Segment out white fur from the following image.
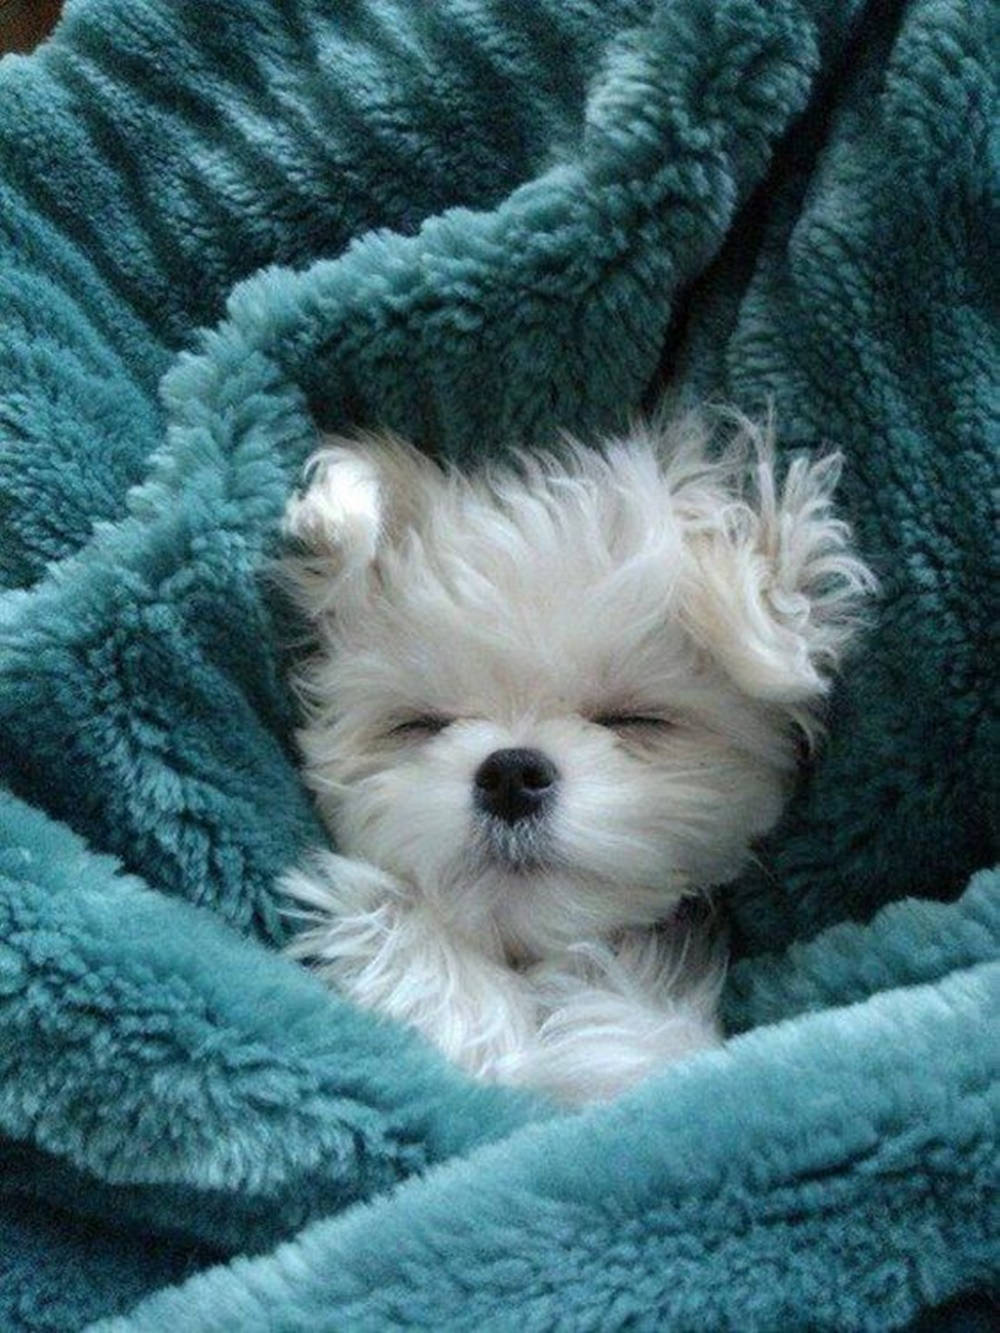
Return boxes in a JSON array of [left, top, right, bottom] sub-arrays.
[[279, 414, 875, 1103]]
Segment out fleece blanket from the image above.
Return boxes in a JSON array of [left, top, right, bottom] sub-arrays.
[[0, 0, 996, 1328]]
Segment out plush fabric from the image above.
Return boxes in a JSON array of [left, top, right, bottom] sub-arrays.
[[0, 0, 995, 1328]]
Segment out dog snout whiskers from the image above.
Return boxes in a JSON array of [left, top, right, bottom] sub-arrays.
[[479, 814, 552, 873], [474, 748, 559, 825]]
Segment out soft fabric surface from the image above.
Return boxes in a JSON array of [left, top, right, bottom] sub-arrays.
[[0, 0, 996, 1328]]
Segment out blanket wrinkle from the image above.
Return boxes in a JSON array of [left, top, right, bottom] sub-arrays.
[[0, 0, 995, 1328]]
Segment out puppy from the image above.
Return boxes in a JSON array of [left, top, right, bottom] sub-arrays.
[[279, 414, 874, 1103]]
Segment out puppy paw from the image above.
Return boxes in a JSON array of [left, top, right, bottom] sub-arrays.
[[282, 853, 537, 1078], [505, 930, 724, 1103], [281, 849, 409, 986], [525, 994, 721, 1103]]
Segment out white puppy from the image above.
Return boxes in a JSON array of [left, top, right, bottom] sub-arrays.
[[280, 415, 874, 1103]]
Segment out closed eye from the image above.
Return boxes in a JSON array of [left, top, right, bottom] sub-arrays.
[[591, 713, 675, 730], [389, 715, 452, 738]]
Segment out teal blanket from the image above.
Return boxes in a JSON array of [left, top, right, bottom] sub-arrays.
[[1, 1, 996, 1328]]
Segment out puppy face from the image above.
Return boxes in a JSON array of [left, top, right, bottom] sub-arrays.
[[283, 418, 872, 957]]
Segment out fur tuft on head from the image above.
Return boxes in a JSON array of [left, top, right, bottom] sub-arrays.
[[284, 414, 874, 737]]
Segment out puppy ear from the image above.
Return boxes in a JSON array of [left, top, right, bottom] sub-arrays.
[[281, 444, 384, 621], [676, 418, 876, 715], [281, 431, 445, 623]]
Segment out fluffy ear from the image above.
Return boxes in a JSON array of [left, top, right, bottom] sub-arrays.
[[675, 419, 876, 717], [281, 431, 439, 622], [281, 444, 384, 620]]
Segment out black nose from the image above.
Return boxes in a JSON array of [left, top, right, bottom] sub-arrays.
[[474, 748, 558, 825]]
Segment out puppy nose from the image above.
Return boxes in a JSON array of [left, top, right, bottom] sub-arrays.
[[474, 748, 558, 825]]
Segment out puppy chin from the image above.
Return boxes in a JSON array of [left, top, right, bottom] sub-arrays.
[[474, 814, 553, 875], [454, 824, 686, 961]]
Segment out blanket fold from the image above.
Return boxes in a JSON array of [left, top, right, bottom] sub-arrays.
[[0, 0, 996, 1328], [94, 958, 999, 1332]]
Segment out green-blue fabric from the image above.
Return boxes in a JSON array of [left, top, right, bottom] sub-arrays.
[[0, 0, 995, 1328]]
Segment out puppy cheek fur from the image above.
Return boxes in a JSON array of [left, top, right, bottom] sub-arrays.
[[329, 728, 495, 924], [548, 724, 790, 886]]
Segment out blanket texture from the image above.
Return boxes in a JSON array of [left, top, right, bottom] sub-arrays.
[[0, 0, 996, 1328]]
